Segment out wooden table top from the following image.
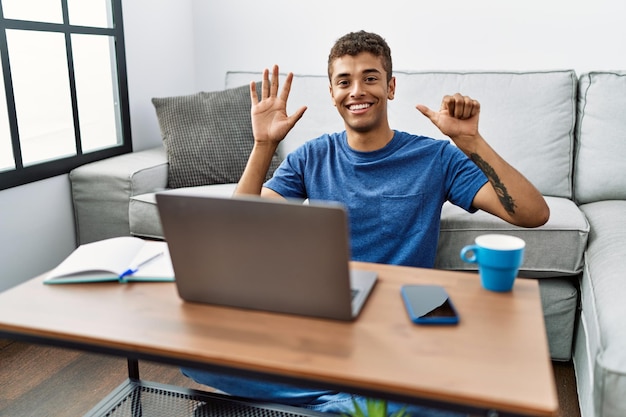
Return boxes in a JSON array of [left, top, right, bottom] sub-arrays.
[[0, 262, 558, 416]]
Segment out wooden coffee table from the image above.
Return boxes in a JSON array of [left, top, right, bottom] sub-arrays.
[[0, 262, 558, 417]]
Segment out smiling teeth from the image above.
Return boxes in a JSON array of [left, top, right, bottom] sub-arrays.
[[350, 103, 370, 110]]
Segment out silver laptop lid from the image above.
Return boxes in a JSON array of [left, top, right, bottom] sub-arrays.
[[156, 193, 376, 321]]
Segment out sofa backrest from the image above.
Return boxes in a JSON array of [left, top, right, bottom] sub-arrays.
[[574, 71, 626, 205], [226, 70, 577, 198]]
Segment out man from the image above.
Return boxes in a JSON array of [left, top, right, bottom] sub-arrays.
[[183, 31, 549, 415], [236, 31, 548, 266]]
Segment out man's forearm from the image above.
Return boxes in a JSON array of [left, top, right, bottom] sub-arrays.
[[470, 150, 518, 216], [234, 143, 279, 196], [461, 135, 550, 227]]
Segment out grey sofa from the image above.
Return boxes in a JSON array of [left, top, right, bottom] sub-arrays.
[[69, 70, 626, 417]]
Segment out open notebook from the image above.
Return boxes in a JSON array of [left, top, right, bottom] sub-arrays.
[[44, 237, 174, 284]]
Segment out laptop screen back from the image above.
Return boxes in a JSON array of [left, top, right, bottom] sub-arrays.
[[156, 194, 362, 320]]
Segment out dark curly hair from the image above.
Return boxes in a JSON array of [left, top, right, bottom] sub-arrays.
[[327, 31, 393, 83]]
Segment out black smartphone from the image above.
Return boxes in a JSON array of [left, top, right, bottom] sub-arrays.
[[400, 284, 459, 325]]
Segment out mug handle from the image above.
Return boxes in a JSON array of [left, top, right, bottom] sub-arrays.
[[460, 245, 478, 263]]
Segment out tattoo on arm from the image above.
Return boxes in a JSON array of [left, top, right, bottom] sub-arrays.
[[470, 153, 517, 215]]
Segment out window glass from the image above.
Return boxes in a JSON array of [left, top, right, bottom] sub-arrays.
[[2, 0, 63, 24], [67, 0, 113, 28], [0, 0, 128, 189], [6, 29, 76, 165], [72, 33, 121, 152]]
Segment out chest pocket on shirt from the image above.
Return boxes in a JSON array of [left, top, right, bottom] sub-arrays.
[[381, 193, 424, 239]]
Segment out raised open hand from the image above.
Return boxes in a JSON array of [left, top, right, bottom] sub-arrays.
[[250, 65, 307, 145]]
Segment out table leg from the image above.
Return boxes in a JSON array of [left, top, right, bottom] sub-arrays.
[[128, 358, 140, 380]]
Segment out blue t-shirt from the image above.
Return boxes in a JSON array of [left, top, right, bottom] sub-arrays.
[[265, 130, 488, 268]]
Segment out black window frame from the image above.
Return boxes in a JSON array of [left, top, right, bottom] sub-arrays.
[[0, 0, 131, 190]]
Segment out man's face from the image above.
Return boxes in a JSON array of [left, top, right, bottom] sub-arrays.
[[329, 52, 395, 134]]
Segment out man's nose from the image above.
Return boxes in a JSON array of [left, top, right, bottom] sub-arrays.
[[350, 81, 365, 97]]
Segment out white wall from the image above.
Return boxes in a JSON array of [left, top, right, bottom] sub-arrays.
[[193, 0, 626, 91], [0, 175, 75, 291], [1, 0, 625, 291], [123, 0, 196, 151]]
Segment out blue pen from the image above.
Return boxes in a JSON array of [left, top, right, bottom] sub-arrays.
[[119, 252, 164, 282]]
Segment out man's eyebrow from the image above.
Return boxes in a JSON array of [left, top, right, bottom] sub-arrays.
[[334, 72, 351, 80], [362, 68, 382, 75], [333, 68, 382, 81]]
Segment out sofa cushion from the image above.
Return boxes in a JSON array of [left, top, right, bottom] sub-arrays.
[[227, 70, 577, 198], [435, 196, 589, 278], [574, 201, 626, 417], [391, 71, 577, 199], [575, 71, 626, 204], [70, 146, 169, 244], [129, 184, 238, 239], [152, 84, 281, 189]]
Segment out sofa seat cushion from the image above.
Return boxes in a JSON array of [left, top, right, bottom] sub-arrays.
[[129, 184, 238, 239], [135, 188, 587, 279], [575, 200, 626, 417], [435, 196, 589, 278]]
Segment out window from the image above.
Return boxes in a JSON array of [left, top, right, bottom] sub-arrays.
[[0, 0, 130, 190]]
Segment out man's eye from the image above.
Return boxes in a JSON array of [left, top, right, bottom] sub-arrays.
[[365, 77, 377, 82], [337, 80, 349, 87]]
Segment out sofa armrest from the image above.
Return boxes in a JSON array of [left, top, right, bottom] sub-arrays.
[[70, 146, 168, 244]]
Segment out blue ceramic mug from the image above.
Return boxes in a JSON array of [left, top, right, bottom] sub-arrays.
[[460, 234, 525, 292]]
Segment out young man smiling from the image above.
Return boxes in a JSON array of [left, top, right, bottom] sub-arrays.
[[183, 31, 549, 416], [234, 31, 548, 269]]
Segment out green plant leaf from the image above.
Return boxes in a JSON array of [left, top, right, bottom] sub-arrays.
[[339, 398, 409, 417]]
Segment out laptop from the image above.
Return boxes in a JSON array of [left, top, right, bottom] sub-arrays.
[[156, 193, 377, 321]]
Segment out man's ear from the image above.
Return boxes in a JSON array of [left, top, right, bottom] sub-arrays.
[[329, 85, 337, 107], [387, 76, 396, 100]]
